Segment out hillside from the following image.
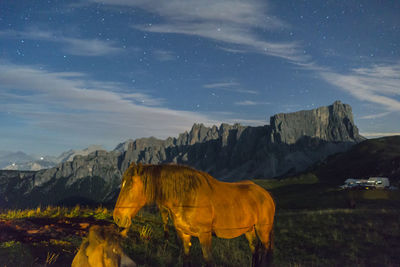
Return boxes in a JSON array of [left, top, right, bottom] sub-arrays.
[[315, 136, 400, 185]]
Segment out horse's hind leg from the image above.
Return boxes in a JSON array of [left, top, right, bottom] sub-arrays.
[[255, 224, 274, 267], [245, 227, 260, 267], [198, 232, 213, 267]]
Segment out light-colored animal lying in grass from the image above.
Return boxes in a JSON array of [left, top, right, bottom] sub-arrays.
[[72, 224, 136, 267]]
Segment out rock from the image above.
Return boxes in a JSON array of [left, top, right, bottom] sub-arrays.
[[113, 139, 134, 152], [270, 101, 364, 144], [56, 145, 105, 163]]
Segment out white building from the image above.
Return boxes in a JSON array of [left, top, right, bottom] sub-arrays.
[[341, 177, 390, 189], [367, 177, 390, 188], [342, 178, 360, 188]]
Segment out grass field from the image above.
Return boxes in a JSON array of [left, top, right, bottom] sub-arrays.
[[1, 174, 399, 266]]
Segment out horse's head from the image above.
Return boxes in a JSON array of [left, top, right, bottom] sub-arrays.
[[113, 164, 147, 228], [87, 225, 122, 267], [72, 225, 136, 267]]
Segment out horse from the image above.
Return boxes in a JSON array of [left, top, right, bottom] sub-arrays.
[[72, 224, 136, 267], [113, 163, 275, 267]]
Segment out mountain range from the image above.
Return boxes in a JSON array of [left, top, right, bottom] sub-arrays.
[[0, 145, 104, 171], [0, 101, 366, 208]]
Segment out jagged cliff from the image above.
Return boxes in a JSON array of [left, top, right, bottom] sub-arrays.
[[0, 101, 365, 208], [270, 101, 362, 144]]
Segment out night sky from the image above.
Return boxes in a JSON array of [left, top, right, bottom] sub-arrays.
[[0, 0, 399, 155]]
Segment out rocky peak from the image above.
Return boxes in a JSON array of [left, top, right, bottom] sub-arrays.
[[176, 123, 218, 146], [57, 145, 105, 163], [270, 101, 364, 144], [113, 139, 134, 152]]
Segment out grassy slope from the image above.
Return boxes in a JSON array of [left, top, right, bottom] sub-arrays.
[[315, 136, 400, 185]]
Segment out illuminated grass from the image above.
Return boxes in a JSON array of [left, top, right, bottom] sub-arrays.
[[0, 205, 113, 220], [1, 205, 399, 266]]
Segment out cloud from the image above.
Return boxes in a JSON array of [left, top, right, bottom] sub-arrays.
[[91, 0, 285, 29], [0, 63, 217, 151], [134, 23, 308, 62], [120, 92, 164, 106], [359, 112, 392, 119], [234, 100, 270, 106], [361, 132, 400, 138], [203, 82, 239, 89], [223, 118, 267, 126], [203, 82, 258, 94], [0, 29, 122, 56], [87, 0, 309, 63], [152, 49, 175, 61], [320, 63, 400, 112], [62, 37, 122, 56]]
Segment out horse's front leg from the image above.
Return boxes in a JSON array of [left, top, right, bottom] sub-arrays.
[[159, 206, 170, 239], [198, 232, 214, 267], [177, 230, 192, 267]]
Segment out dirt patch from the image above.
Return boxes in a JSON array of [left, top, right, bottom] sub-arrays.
[[0, 217, 114, 266]]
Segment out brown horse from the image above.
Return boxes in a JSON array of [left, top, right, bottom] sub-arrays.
[[72, 224, 136, 267], [113, 163, 275, 266]]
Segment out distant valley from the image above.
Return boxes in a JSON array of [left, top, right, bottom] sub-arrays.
[[0, 145, 105, 171]]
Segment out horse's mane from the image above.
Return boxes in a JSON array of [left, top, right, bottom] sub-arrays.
[[126, 163, 214, 203]]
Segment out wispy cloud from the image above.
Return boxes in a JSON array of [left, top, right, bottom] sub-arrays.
[[90, 0, 286, 29], [119, 92, 164, 106], [361, 132, 400, 138], [223, 118, 267, 126], [234, 100, 270, 106], [87, 0, 309, 63], [62, 38, 122, 56], [0, 63, 216, 150], [203, 82, 239, 89], [320, 62, 400, 112], [0, 28, 122, 56], [152, 49, 175, 61], [203, 82, 258, 94], [359, 111, 392, 119]]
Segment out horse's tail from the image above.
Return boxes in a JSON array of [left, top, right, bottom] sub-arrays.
[[266, 228, 274, 265], [257, 189, 275, 266], [267, 228, 275, 265], [266, 192, 275, 265]]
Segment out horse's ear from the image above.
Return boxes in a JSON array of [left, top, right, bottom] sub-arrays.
[[129, 162, 138, 176], [120, 228, 129, 238], [137, 162, 143, 174]]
